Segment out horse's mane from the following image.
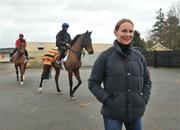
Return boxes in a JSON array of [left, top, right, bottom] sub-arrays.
[[70, 34, 81, 46]]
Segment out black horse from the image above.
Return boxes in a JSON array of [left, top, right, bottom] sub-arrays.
[[39, 31, 94, 99]]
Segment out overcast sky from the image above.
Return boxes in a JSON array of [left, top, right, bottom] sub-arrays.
[[0, 0, 179, 48]]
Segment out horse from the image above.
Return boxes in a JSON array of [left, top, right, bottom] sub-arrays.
[[39, 31, 94, 99], [13, 42, 27, 85]]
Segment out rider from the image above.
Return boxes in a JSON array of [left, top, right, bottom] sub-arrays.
[[55, 22, 71, 67], [13, 33, 28, 60]]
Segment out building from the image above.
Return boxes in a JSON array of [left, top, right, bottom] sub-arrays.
[[26, 42, 112, 52], [0, 48, 14, 63], [0, 42, 112, 67], [26, 42, 112, 67], [151, 43, 172, 51]]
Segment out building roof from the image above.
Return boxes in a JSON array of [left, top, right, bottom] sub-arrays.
[[0, 48, 14, 54], [151, 43, 172, 51]]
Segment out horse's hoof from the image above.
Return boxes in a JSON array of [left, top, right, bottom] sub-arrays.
[[38, 88, 43, 93], [23, 75, 25, 80], [20, 82, 24, 85], [70, 96, 76, 100], [57, 91, 63, 95]]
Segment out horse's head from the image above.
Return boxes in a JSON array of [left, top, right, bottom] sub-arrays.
[[81, 31, 94, 54]]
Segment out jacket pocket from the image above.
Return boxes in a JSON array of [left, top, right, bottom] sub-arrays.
[[133, 92, 146, 107], [109, 92, 125, 110]]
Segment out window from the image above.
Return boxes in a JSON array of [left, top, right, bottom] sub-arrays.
[[38, 47, 44, 50]]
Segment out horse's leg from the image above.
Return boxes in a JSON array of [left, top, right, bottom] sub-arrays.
[[72, 70, 82, 96], [38, 65, 48, 93], [15, 64, 19, 82], [68, 71, 73, 98], [54, 65, 62, 94], [38, 78, 44, 93], [19, 65, 24, 85], [23, 62, 27, 80]]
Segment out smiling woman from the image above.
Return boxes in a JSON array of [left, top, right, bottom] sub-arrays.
[[88, 18, 152, 130], [114, 19, 134, 45]]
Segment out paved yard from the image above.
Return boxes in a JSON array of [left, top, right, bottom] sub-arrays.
[[0, 63, 179, 130]]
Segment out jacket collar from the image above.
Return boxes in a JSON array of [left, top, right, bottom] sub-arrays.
[[113, 40, 131, 57]]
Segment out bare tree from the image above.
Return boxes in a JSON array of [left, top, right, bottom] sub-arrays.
[[165, 2, 180, 50], [169, 2, 180, 22]]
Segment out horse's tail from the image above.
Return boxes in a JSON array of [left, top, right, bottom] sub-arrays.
[[41, 65, 52, 80]]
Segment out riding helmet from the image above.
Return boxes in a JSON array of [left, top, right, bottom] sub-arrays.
[[19, 33, 24, 37], [62, 22, 69, 29]]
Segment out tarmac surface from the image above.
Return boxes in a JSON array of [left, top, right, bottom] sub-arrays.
[[0, 63, 179, 130]]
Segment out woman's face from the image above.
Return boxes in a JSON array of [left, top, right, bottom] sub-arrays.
[[114, 22, 134, 45]]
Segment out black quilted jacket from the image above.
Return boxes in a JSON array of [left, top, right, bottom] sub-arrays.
[[88, 40, 152, 122], [56, 30, 71, 50]]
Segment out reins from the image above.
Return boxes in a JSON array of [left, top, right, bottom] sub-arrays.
[[68, 48, 85, 58], [68, 33, 88, 58]]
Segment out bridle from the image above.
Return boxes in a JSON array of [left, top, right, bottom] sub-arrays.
[[69, 33, 91, 58]]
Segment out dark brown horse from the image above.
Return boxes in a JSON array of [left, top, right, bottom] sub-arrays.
[[39, 31, 94, 99], [13, 43, 27, 85]]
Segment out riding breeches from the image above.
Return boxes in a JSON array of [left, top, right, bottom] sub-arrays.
[[58, 48, 67, 59]]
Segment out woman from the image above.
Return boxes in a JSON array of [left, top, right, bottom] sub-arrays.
[[88, 18, 152, 130]]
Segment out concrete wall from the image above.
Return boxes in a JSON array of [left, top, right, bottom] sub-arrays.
[[27, 51, 100, 68], [26, 42, 112, 52], [28, 51, 46, 67], [0, 53, 10, 63], [26, 42, 111, 68], [27, 42, 57, 51]]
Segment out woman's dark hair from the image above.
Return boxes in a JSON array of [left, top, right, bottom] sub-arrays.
[[114, 18, 134, 31]]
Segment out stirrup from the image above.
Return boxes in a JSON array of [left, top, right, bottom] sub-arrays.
[[55, 60, 61, 65], [53, 61, 63, 69]]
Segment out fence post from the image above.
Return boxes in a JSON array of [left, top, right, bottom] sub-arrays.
[[168, 51, 171, 68], [154, 50, 157, 68]]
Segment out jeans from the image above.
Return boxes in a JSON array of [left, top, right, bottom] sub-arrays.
[[103, 116, 142, 130]]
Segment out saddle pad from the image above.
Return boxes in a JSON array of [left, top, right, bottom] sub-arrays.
[[42, 49, 58, 65]]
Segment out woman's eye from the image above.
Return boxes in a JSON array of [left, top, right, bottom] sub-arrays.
[[121, 29, 134, 33], [129, 30, 134, 33], [121, 29, 128, 33]]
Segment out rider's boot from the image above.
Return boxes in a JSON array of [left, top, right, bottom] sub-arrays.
[[24, 56, 28, 63], [11, 56, 14, 61], [54, 56, 63, 69]]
